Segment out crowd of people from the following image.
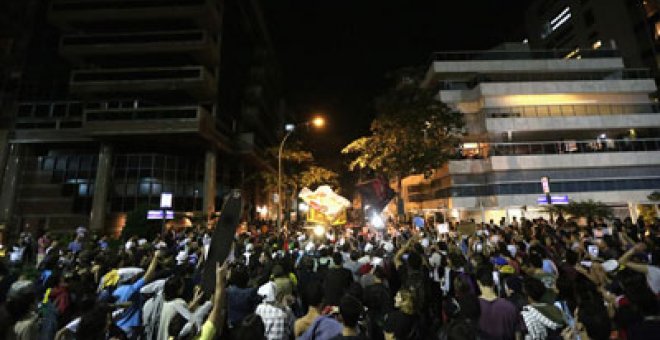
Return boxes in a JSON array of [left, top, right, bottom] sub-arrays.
[[0, 214, 659, 340]]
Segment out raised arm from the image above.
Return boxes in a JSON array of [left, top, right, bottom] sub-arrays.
[[618, 243, 648, 274], [207, 261, 228, 329], [143, 249, 161, 283]]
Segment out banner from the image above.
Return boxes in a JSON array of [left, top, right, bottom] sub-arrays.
[[299, 185, 350, 225], [202, 189, 242, 295]]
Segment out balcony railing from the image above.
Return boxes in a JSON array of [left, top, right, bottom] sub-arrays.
[[485, 103, 660, 118], [51, 0, 207, 11], [457, 138, 660, 159], [84, 105, 202, 121], [439, 69, 651, 90], [61, 30, 208, 46], [15, 101, 84, 130], [431, 49, 620, 61]]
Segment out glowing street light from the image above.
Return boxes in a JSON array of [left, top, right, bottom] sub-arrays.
[[312, 116, 325, 128], [277, 115, 326, 230]]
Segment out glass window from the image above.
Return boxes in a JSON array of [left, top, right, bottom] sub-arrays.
[[140, 155, 153, 168], [126, 183, 137, 196], [128, 156, 140, 168], [114, 183, 126, 196], [139, 182, 151, 196]]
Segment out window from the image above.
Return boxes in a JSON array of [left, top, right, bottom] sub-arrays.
[[564, 47, 580, 59], [541, 6, 573, 38]]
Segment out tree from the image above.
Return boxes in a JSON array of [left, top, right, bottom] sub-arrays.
[[342, 67, 463, 217], [120, 204, 160, 240], [648, 191, 660, 202], [247, 145, 339, 220], [300, 165, 340, 189], [342, 67, 464, 180], [544, 200, 613, 222]]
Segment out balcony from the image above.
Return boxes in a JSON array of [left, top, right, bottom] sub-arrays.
[[485, 103, 660, 132], [83, 105, 212, 135], [440, 78, 656, 104], [60, 30, 219, 65], [13, 101, 88, 142], [69, 66, 216, 99], [430, 49, 620, 61], [488, 138, 660, 157], [426, 50, 624, 83], [452, 138, 660, 171], [439, 69, 652, 90], [49, 0, 221, 30]]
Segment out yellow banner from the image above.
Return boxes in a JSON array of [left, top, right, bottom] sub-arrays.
[[307, 208, 347, 226]]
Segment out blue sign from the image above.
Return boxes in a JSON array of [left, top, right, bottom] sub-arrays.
[[147, 210, 174, 220], [537, 195, 569, 205], [413, 216, 425, 229]]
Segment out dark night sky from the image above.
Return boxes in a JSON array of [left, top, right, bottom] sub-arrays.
[[262, 0, 529, 175]]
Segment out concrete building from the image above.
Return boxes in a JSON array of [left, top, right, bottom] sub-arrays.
[[525, 0, 660, 78], [0, 0, 283, 238], [404, 44, 660, 223]]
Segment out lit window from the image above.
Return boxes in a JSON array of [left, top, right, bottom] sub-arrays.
[[564, 47, 580, 59], [551, 7, 572, 31], [542, 6, 572, 38], [592, 40, 602, 49]]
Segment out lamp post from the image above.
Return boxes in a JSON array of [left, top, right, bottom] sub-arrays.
[[277, 116, 324, 230]]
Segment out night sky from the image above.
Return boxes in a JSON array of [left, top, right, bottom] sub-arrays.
[[262, 0, 529, 176]]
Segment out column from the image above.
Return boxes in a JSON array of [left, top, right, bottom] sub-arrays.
[[0, 130, 10, 191], [89, 144, 113, 232], [628, 202, 638, 221], [202, 149, 217, 221], [0, 143, 23, 223]]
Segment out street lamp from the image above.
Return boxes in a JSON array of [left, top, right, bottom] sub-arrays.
[[277, 116, 325, 230]]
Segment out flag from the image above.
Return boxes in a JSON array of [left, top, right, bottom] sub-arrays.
[[356, 175, 395, 213]]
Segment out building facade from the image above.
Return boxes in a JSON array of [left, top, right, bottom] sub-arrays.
[[0, 0, 282, 238], [525, 0, 660, 77], [403, 44, 660, 222]]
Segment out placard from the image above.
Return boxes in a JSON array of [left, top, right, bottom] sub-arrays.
[[457, 222, 476, 236], [160, 192, 173, 208], [437, 223, 449, 234]]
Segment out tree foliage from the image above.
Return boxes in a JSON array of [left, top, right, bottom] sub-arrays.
[[342, 67, 464, 178], [120, 204, 160, 240], [248, 146, 339, 197], [544, 200, 614, 220], [301, 165, 340, 189], [648, 191, 660, 202]]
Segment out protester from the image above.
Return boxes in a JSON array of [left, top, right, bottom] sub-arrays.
[[0, 212, 657, 340]]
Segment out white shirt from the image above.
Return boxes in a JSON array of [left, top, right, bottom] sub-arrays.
[[156, 298, 187, 340], [646, 265, 660, 295]]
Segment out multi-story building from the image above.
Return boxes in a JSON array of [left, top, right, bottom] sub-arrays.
[[0, 0, 42, 244], [525, 0, 660, 77], [402, 44, 660, 222], [0, 0, 282, 238]]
